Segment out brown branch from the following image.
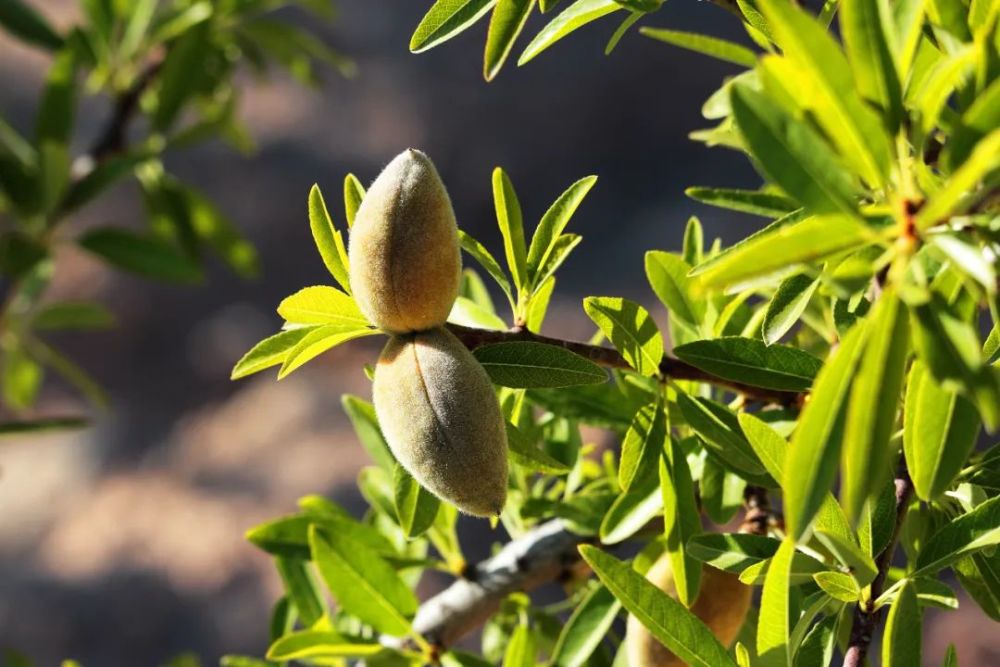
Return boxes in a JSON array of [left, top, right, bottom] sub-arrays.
[[843, 460, 914, 667], [446, 322, 802, 405], [386, 519, 593, 651]]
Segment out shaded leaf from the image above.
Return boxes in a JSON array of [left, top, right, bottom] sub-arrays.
[[474, 341, 607, 388], [674, 337, 821, 392]]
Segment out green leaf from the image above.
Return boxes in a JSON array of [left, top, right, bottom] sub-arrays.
[[450, 295, 507, 330], [599, 476, 663, 544], [673, 337, 822, 392], [308, 184, 352, 294], [274, 557, 325, 626], [954, 551, 1000, 621], [841, 0, 903, 131], [660, 438, 701, 607], [579, 546, 738, 667], [691, 215, 873, 289], [640, 28, 757, 67], [267, 631, 383, 661], [583, 296, 663, 377], [762, 273, 819, 345], [277, 285, 367, 326], [474, 342, 606, 388], [730, 84, 860, 216], [913, 495, 1000, 576], [491, 167, 529, 292], [945, 77, 1000, 171], [841, 289, 910, 521], [532, 233, 582, 292], [506, 421, 571, 473], [342, 394, 396, 472], [278, 324, 380, 379], [484, 0, 536, 80], [153, 22, 211, 131], [757, 539, 795, 667], [758, 0, 893, 187], [411, 0, 497, 52], [60, 151, 151, 215], [784, 320, 869, 539], [813, 530, 878, 586], [2, 346, 41, 410], [36, 46, 77, 212], [682, 217, 703, 266], [882, 581, 921, 667], [685, 186, 798, 218], [231, 328, 318, 380], [309, 525, 417, 636], [526, 175, 597, 284], [619, 401, 666, 492], [343, 173, 365, 228], [458, 230, 515, 308], [645, 251, 703, 329], [917, 128, 1000, 230], [550, 585, 621, 667], [677, 394, 769, 479], [687, 532, 781, 573], [519, 0, 621, 65], [33, 301, 113, 330], [503, 625, 536, 667], [904, 361, 980, 501], [79, 228, 201, 283], [394, 464, 440, 538], [0, 0, 63, 49], [812, 571, 860, 602]]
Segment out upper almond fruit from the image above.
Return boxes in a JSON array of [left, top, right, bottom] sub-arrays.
[[348, 149, 461, 333]]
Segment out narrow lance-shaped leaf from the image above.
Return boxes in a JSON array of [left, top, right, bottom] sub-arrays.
[[841, 0, 903, 131], [0, 0, 63, 49], [756, 539, 795, 667], [231, 327, 319, 379], [484, 0, 535, 80], [278, 325, 380, 379], [394, 465, 440, 538], [550, 585, 621, 667], [579, 546, 738, 667], [758, 0, 893, 187], [473, 341, 607, 388], [761, 273, 820, 345], [308, 185, 352, 294], [584, 296, 663, 377], [527, 175, 597, 284], [343, 173, 365, 227], [913, 495, 1000, 576], [518, 0, 621, 65], [278, 285, 367, 326], [784, 320, 869, 539], [673, 337, 822, 392], [904, 361, 980, 501], [660, 438, 701, 607], [492, 167, 529, 291], [841, 288, 909, 522], [308, 525, 417, 637], [685, 186, 798, 218], [730, 84, 860, 217], [645, 251, 702, 329], [410, 0, 497, 53], [458, 229, 515, 309], [882, 580, 921, 667], [640, 28, 758, 67]]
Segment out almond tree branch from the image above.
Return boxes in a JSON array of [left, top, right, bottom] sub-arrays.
[[843, 460, 914, 667], [446, 322, 802, 406], [391, 489, 772, 653]]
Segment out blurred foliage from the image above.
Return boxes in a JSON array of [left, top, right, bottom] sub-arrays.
[[0, 0, 351, 432]]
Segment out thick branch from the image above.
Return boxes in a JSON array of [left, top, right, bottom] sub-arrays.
[[402, 520, 592, 650], [843, 461, 914, 667], [446, 323, 801, 405]]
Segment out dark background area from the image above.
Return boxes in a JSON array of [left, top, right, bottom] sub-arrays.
[[0, 2, 990, 665]]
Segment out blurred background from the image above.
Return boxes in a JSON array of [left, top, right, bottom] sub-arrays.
[[0, 1, 991, 665]]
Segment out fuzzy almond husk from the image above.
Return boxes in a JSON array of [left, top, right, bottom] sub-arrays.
[[373, 326, 508, 517], [348, 148, 461, 333], [626, 556, 751, 667]]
